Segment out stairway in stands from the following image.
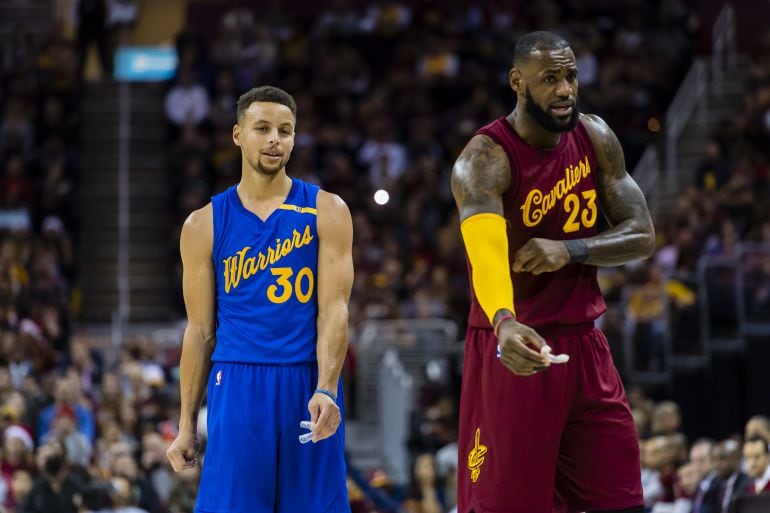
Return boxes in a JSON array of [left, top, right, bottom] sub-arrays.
[[78, 82, 171, 322], [0, 0, 52, 43], [660, 57, 749, 211]]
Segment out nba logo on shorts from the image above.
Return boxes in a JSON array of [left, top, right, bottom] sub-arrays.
[[215, 370, 223, 386]]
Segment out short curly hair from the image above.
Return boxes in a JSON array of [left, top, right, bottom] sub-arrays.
[[236, 85, 297, 122]]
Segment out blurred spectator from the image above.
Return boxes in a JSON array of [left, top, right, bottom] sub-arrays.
[[41, 404, 92, 468], [110, 453, 160, 513], [689, 439, 720, 513], [402, 453, 445, 513], [167, 466, 200, 513], [745, 416, 770, 442], [20, 441, 83, 513], [77, 0, 112, 78], [37, 376, 95, 444], [743, 437, 770, 495], [1, 425, 34, 509], [652, 401, 682, 436], [712, 439, 750, 513], [104, 475, 149, 513], [139, 433, 171, 507], [694, 139, 732, 192], [164, 67, 210, 128]]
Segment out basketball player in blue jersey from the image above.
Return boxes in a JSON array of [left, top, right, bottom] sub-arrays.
[[166, 85, 354, 513]]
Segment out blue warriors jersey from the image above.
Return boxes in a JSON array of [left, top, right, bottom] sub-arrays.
[[211, 179, 320, 364]]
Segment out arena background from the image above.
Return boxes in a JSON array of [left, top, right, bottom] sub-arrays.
[[0, 0, 769, 512]]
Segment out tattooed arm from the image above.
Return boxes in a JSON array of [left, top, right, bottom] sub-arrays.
[[451, 134, 510, 220], [578, 113, 655, 265], [452, 135, 549, 376]]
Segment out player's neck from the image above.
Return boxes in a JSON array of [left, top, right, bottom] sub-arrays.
[[508, 108, 561, 150], [237, 168, 292, 202]]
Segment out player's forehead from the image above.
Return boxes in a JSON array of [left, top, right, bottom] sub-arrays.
[[524, 47, 576, 74], [242, 101, 295, 125]]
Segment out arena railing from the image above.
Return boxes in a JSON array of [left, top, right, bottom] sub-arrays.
[[632, 3, 736, 200], [355, 319, 459, 484], [114, 80, 132, 344], [712, 3, 737, 97], [631, 146, 661, 221], [665, 59, 708, 190], [697, 243, 770, 355]]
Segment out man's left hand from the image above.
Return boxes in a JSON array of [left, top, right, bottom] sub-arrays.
[[307, 392, 341, 443], [512, 238, 571, 274]]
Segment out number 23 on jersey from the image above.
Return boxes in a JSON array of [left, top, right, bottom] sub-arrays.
[[562, 189, 597, 233]]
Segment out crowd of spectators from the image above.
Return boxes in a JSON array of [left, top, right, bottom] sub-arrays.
[[634, 399, 770, 513], [616, 28, 770, 373], [0, 5, 192, 513], [163, 0, 701, 366]]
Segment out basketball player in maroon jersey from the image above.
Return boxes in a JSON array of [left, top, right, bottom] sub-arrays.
[[451, 31, 654, 513]]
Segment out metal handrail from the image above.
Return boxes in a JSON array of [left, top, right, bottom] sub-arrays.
[[631, 146, 660, 220], [697, 244, 770, 353], [665, 59, 708, 189], [712, 4, 737, 96]]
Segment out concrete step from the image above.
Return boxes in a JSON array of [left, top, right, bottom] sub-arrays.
[[79, 141, 166, 157], [82, 124, 166, 142], [80, 303, 174, 323], [81, 154, 164, 169], [78, 185, 169, 199], [80, 210, 168, 225], [80, 276, 170, 291], [77, 244, 167, 260], [81, 231, 170, 246]]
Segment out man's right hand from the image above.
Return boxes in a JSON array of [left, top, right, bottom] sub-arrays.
[[166, 430, 199, 472], [497, 319, 550, 376]]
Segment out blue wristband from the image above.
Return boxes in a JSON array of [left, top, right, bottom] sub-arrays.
[[314, 388, 337, 403]]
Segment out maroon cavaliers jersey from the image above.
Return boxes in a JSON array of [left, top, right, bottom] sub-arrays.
[[467, 116, 607, 328]]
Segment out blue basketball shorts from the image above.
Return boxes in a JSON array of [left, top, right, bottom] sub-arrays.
[[195, 362, 350, 513]]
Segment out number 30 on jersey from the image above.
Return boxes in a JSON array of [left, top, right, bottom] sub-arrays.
[[267, 266, 315, 304]]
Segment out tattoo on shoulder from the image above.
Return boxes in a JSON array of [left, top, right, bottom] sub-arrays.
[[451, 135, 510, 216], [599, 126, 626, 179], [583, 114, 626, 178]]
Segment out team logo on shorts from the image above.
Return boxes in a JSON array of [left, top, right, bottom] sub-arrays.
[[215, 370, 222, 386], [467, 428, 488, 483]]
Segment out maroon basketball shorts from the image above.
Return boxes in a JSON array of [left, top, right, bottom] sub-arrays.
[[458, 323, 643, 513]]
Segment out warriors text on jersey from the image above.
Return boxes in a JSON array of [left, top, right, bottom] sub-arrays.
[[211, 179, 319, 364]]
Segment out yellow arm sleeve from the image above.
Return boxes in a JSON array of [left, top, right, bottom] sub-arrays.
[[460, 213, 515, 324]]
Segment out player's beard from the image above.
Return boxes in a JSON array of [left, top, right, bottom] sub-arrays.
[[525, 87, 579, 133], [251, 153, 288, 176]]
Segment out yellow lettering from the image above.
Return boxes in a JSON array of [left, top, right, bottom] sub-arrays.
[[223, 257, 234, 294], [220, 225, 315, 291], [521, 156, 592, 228], [555, 179, 566, 199], [301, 225, 314, 245], [542, 191, 553, 213], [521, 189, 543, 227], [243, 257, 256, 279], [281, 239, 293, 256]]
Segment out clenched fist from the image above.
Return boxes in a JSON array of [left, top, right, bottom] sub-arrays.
[[513, 238, 570, 275]]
